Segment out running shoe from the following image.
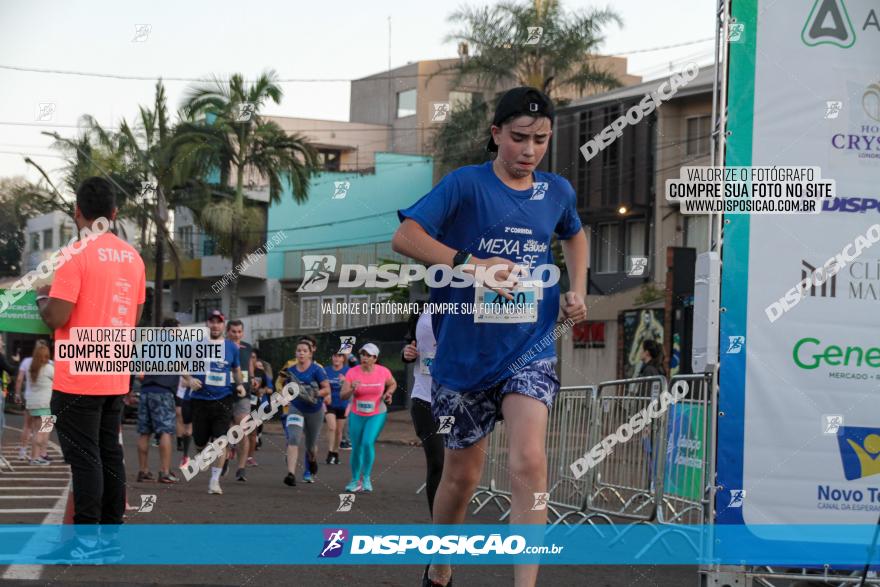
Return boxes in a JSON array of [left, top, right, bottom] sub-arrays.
[[158, 472, 178, 484], [180, 456, 190, 469], [326, 452, 334, 465], [99, 538, 124, 563], [362, 477, 373, 493], [30, 457, 51, 466], [344, 479, 363, 493], [308, 458, 318, 476], [422, 564, 453, 587], [208, 479, 223, 495], [283, 473, 296, 486], [37, 538, 104, 565], [246, 456, 258, 467], [40, 454, 51, 462], [339, 440, 352, 450], [303, 470, 314, 483], [152, 435, 160, 447], [136, 471, 154, 482], [235, 468, 246, 482], [331, 452, 340, 465], [17, 447, 27, 460]]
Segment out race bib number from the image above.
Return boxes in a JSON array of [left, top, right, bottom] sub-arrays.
[[473, 286, 539, 324], [356, 400, 375, 413], [419, 352, 435, 376], [206, 371, 226, 387], [285, 414, 304, 428]]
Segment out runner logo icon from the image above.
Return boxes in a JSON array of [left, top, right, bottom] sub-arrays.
[[437, 416, 455, 434], [319, 529, 348, 558], [530, 182, 548, 201], [801, 0, 856, 48], [726, 336, 745, 354], [728, 490, 745, 508], [298, 255, 336, 293]]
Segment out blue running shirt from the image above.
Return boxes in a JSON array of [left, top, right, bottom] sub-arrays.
[[398, 161, 581, 391], [191, 339, 240, 400]]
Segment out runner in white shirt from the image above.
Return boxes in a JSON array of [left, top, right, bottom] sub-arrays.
[[402, 306, 443, 516]]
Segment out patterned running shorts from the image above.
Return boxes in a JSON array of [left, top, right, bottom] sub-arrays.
[[430, 358, 559, 450]]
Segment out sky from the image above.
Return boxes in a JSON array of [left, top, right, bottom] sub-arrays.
[[0, 0, 716, 183]]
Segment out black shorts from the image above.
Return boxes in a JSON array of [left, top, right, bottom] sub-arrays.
[[326, 406, 347, 420], [190, 396, 233, 448]]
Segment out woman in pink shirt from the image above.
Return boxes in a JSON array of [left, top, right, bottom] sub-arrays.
[[340, 343, 396, 493]]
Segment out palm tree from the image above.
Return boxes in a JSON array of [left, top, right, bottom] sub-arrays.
[[444, 0, 621, 96], [177, 70, 320, 318], [432, 0, 623, 172]]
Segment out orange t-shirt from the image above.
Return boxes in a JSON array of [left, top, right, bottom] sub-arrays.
[[50, 231, 146, 395]]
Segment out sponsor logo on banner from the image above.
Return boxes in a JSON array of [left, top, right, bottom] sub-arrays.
[[823, 196, 880, 213], [802, 0, 856, 48], [319, 529, 347, 558], [836, 426, 880, 480], [726, 336, 744, 354], [792, 337, 880, 381], [864, 83, 880, 122], [801, 259, 838, 297], [829, 81, 880, 162]]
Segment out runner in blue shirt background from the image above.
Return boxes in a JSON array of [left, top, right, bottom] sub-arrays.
[[189, 309, 246, 496], [393, 87, 588, 587], [323, 352, 349, 465]]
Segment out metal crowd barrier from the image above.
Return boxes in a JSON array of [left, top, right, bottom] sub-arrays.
[[469, 374, 715, 531], [658, 373, 714, 526]]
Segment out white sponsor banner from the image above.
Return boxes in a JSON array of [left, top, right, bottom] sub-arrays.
[[724, 0, 880, 528]]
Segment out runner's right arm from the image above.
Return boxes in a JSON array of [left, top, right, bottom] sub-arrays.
[[392, 219, 520, 298]]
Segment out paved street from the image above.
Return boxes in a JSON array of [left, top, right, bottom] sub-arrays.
[[0, 410, 697, 586]]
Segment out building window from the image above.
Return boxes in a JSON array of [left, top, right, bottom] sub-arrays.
[[194, 298, 221, 323], [573, 321, 605, 348], [321, 295, 346, 331], [244, 296, 265, 316], [348, 294, 370, 328], [318, 149, 341, 172], [177, 226, 195, 257], [60, 225, 73, 245], [626, 220, 646, 259], [686, 115, 711, 157], [595, 223, 620, 274], [203, 234, 217, 256], [397, 89, 417, 118], [42, 229, 53, 250], [29, 232, 40, 251], [684, 215, 710, 251], [448, 91, 472, 110], [374, 293, 392, 324], [300, 297, 320, 329]]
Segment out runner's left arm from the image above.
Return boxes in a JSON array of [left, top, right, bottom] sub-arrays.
[[382, 375, 397, 404], [560, 229, 588, 323]]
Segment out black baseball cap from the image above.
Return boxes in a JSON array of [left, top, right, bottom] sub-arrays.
[[486, 87, 555, 152], [207, 309, 225, 322]]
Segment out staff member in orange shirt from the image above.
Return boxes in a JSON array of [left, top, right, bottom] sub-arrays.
[[36, 177, 146, 529]]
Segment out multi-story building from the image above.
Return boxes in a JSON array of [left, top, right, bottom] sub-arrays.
[[350, 52, 640, 181], [552, 66, 714, 385]]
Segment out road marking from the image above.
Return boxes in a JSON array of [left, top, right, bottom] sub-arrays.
[[2, 426, 70, 580]]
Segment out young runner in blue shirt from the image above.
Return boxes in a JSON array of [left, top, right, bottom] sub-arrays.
[[393, 87, 588, 587], [189, 310, 246, 495], [323, 352, 349, 465]]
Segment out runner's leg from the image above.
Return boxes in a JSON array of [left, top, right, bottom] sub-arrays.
[[428, 438, 487, 585], [502, 393, 549, 587], [347, 412, 367, 482], [358, 412, 387, 481], [411, 398, 445, 516]]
